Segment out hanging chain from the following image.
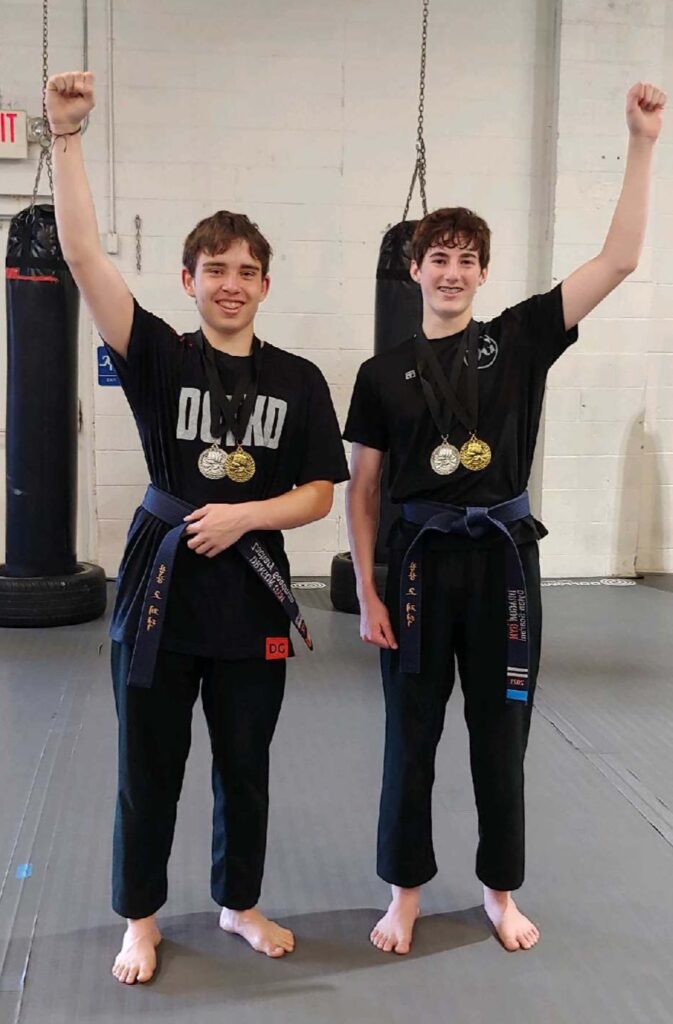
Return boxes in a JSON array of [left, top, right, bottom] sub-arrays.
[[31, 0, 53, 208], [135, 215, 143, 273], [402, 0, 430, 221], [416, 0, 429, 214]]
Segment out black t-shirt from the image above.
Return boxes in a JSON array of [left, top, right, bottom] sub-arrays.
[[343, 284, 577, 549], [106, 302, 349, 659]]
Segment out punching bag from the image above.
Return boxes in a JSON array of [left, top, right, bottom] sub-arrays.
[[374, 220, 422, 355], [0, 204, 106, 626], [373, 220, 422, 564], [330, 220, 422, 613]]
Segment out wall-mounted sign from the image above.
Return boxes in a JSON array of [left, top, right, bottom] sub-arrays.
[[0, 111, 28, 159], [97, 346, 121, 386]]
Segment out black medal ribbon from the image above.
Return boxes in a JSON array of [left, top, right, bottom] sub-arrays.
[[414, 320, 480, 440], [201, 332, 262, 446]]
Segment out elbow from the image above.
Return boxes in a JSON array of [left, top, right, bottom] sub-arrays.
[[345, 478, 379, 518], [311, 482, 334, 521], [61, 248, 95, 274], [601, 249, 638, 279], [318, 493, 333, 519]]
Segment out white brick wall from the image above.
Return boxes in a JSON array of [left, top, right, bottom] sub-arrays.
[[544, 0, 669, 577], [0, 0, 671, 579]]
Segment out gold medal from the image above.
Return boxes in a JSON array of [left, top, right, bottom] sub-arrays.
[[198, 443, 229, 480], [225, 445, 256, 483], [460, 434, 491, 472]]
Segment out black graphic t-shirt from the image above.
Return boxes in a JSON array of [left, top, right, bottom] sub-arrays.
[[343, 284, 577, 550], [106, 302, 349, 660]]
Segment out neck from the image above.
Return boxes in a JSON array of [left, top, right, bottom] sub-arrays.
[[201, 321, 254, 356], [422, 305, 473, 340]]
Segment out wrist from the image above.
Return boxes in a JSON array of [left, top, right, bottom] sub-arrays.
[[628, 132, 657, 148], [356, 578, 378, 601], [240, 501, 260, 532], [48, 121, 82, 136]]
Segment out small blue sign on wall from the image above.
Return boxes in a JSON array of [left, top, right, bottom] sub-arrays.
[[97, 345, 120, 387]]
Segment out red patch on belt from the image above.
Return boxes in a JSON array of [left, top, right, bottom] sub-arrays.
[[265, 637, 289, 660]]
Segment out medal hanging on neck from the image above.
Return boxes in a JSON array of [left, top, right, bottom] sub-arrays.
[[415, 321, 491, 475], [197, 334, 262, 483]]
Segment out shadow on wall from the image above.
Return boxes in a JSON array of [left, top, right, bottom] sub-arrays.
[[613, 412, 645, 577], [633, 420, 664, 574]]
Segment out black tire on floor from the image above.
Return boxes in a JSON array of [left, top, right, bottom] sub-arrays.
[[330, 552, 388, 614], [0, 562, 107, 627]]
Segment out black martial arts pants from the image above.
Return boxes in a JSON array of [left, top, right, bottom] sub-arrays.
[[111, 642, 286, 919], [377, 539, 542, 893]]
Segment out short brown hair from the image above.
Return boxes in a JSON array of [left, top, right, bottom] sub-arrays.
[[412, 207, 491, 269], [182, 210, 273, 277]]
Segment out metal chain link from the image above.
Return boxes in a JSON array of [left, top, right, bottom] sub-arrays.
[[402, 0, 430, 221], [31, 0, 53, 208], [135, 215, 142, 273]]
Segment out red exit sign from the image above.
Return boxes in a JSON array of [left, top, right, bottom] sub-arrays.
[[0, 111, 28, 158]]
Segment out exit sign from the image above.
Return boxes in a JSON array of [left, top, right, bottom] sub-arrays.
[[0, 110, 28, 158]]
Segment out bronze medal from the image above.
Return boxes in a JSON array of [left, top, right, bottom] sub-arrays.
[[460, 434, 491, 472], [198, 443, 229, 480], [225, 444, 256, 483]]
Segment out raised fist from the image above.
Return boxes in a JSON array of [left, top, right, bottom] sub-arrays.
[[626, 82, 666, 142], [46, 71, 95, 134]]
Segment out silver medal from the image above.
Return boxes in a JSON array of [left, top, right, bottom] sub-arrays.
[[430, 440, 461, 476], [198, 443, 228, 480]]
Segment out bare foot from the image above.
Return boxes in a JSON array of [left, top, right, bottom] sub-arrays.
[[219, 906, 295, 958], [370, 885, 421, 955], [483, 887, 540, 951], [112, 916, 162, 984]]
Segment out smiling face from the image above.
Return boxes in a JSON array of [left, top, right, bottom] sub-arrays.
[[181, 239, 270, 337], [410, 236, 488, 327]]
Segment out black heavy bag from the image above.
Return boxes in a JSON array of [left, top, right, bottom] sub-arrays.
[[373, 220, 421, 563], [5, 204, 78, 575], [1, 204, 106, 626], [330, 221, 421, 613], [373, 220, 422, 355]]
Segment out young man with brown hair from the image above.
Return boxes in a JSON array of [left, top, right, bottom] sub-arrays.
[[344, 83, 666, 955], [46, 71, 348, 984]]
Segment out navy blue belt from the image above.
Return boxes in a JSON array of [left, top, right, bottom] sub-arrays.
[[127, 484, 313, 688], [399, 491, 531, 704]]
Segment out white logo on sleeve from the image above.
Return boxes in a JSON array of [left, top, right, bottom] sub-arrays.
[[176, 389, 288, 450]]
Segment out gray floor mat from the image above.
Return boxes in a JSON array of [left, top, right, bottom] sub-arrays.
[[1, 580, 672, 1023]]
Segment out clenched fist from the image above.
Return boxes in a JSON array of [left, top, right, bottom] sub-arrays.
[[46, 71, 95, 134], [626, 81, 666, 141]]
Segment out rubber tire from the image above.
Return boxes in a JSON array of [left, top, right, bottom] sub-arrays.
[[330, 552, 388, 614], [0, 562, 107, 627]]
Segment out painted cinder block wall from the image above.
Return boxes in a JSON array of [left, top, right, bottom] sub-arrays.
[[0, 0, 670, 577]]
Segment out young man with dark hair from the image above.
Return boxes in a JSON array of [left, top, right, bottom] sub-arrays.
[[344, 83, 666, 955], [46, 71, 349, 984]]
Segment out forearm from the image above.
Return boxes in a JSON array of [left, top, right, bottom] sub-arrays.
[[602, 135, 655, 273], [345, 481, 380, 599], [241, 481, 333, 532], [51, 133, 101, 265]]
